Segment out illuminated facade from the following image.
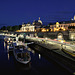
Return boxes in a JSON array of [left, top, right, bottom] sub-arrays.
[[20, 17, 43, 32], [20, 23, 35, 32], [50, 15, 75, 32]]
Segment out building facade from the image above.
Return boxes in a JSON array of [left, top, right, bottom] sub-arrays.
[[20, 17, 43, 32], [20, 23, 35, 32], [50, 15, 75, 32]]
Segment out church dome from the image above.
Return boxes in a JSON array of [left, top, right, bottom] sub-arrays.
[[32, 17, 42, 25], [56, 22, 59, 25], [38, 17, 42, 25]]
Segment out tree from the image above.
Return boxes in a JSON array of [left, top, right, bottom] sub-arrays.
[[0, 26, 6, 30], [7, 26, 12, 31], [18, 25, 22, 30], [12, 25, 19, 31]]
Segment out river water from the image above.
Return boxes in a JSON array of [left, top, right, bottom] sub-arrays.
[[0, 40, 72, 75]]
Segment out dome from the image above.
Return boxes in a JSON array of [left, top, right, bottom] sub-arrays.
[[38, 17, 42, 25], [56, 22, 59, 25], [32, 17, 42, 25]]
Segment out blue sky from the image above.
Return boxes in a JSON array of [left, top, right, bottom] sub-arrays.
[[0, 0, 75, 27]]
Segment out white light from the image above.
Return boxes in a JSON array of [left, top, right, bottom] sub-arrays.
[[71, 36, 73, 39], [39, 54, 41, 59], [45, 37, 47, 40], [61, 40, 63, 43], [8, 38, 10, 41], [58, 35, 62, 38]]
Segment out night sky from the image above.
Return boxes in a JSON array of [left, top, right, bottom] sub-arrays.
[[0, 0, 75, 27]]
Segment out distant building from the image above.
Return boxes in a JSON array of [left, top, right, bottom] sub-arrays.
[[20, 23, 35, 32], [33, 17, 43, 26], [20, 17, 43, 32], [50, 15, 75, 32], [33, 17, 43, 32]]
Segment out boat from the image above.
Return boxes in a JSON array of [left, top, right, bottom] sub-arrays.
[[13, 42, 31, 64]]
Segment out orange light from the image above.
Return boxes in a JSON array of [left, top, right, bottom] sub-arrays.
[[51, 29, 53, 31], [41, 29, 46, 32], [47, 29, 49, 31], [63, 28, 65, 31], [57, 29, 59, 31]]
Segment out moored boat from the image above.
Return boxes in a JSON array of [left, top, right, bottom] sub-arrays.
[[13, 42, 31, 64]]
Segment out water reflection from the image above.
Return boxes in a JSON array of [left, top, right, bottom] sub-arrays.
[[13, 59, 31, 71], [28, 47, 35, 54], [7, 45, 9, 50], [39, 54, 41, 59], [7, 45, 9, 53], [32, 50, 35, 54], [1, 40, 71, 75], [7, 53, 10, 60], [4, 42, 6, 49]]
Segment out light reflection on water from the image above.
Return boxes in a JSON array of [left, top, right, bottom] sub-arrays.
[[7, 53, 9, 60], [28, 47, 35, 54], [7, 45, 9, 50], [4, 42, 6, 49], [39, 54, 41, 59]]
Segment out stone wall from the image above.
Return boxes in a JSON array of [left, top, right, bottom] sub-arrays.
[[37, 31, 69, 40], [69, 31, 75, 40]]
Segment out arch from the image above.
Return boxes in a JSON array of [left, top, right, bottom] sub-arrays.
[[57, 33, 63, 40]]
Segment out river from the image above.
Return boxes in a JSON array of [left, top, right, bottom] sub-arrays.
[[0, 40, 71, 75]]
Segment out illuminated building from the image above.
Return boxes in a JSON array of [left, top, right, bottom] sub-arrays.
[[50, 15, 75, 32], [20, 23, 35, 32], [33, 17, 42, 32], [20, 17, 43, 32], [33, 17, 43, 32], [33, 17, 42, 25]]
